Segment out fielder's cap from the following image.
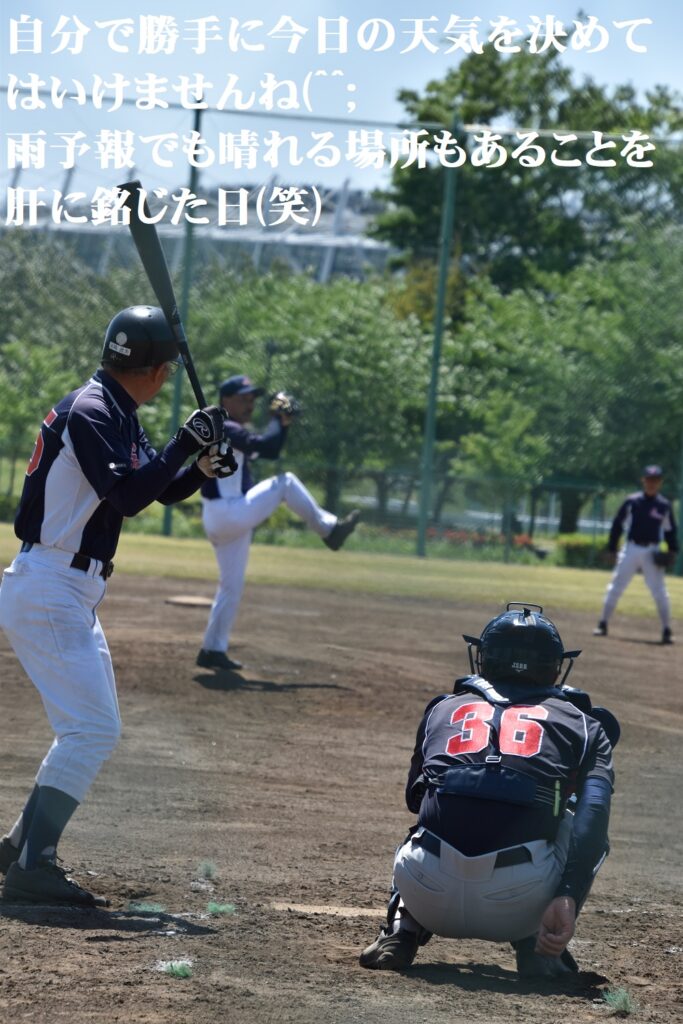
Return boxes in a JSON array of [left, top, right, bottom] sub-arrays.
[[643, 464, 664, 478], [219, 374, 265, 398], [102, 306, 180, 369]]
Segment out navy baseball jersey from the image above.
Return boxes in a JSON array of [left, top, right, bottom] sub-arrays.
[[15, 369, 202, 562], [201, 416, 288, 500], [407, 678, 614, 857], [608, 491, 678, 551]]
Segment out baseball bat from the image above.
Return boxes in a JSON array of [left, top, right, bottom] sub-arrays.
[[117, 179, 207, 408]]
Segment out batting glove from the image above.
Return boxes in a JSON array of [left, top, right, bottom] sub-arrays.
[[181, 406, 226, 451], [198, 440, 238, 479]]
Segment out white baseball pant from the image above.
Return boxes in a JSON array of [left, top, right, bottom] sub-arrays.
[[201, 471, 337, 653], [0, 546, 121, 803], [393, 818, 573, 943], [600, 541, 671, 628]]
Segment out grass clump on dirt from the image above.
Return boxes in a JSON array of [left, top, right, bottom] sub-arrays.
[[127, 900, 166, 915], [207, 901, 236, 916], [197, 860, 217, 879], [160, 960, 193, 979], [604, 987, 638, 1016]]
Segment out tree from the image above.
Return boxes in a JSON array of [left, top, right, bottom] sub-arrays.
[[372, 45, 682, 292]]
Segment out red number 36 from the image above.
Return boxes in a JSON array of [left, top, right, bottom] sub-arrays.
[[445, 702, 548, 758]]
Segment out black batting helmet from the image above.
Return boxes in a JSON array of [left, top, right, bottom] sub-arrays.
[[463, 602, 580, 688], [102, 306, 180, 369]]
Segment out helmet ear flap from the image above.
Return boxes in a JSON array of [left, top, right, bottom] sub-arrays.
[[462, 635, 480, 675]]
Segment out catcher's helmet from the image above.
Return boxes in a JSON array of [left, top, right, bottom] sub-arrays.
[[102, 306, 180, 369], [463, 602, 580, 688]]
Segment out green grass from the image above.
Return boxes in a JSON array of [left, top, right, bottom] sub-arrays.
[[197, 860, 217, 880], [126, 900, 166, 915], [1, 523, 681, 618], [206, 902, 237, 916], [160, 960, 193, 979], [604, 987, 638, 1016]]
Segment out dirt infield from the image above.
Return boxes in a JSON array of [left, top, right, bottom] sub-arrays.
[[1, 573, 682, 1024]]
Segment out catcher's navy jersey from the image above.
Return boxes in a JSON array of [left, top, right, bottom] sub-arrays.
[[608, 491, 678, 551], [201, 416, 287, 500], [407, 679, 614, 856], [15, 369, 202, 562]]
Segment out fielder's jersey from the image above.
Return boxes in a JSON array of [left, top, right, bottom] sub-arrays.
[[608, 491, 678, 551], [15, 369, 202, 563], [407, 678, 614, 856], [201, 416, 288, 500]]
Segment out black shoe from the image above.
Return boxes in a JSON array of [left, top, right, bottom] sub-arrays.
[[359, 929, 418, 970], [593, 621, 608, 637], [323, 510, 360, 552], [513, 936, 578, 979], [662, 628, 674, 645], [3, 859, 109, 907], [196, 649, 243, 671], [0, 837, 20, 875]]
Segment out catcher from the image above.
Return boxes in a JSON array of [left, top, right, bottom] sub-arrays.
[[360, 604, 618, 979], [196, 373, 360, 672]]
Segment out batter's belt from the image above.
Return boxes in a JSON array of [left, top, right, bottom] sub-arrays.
[[20, 541, 114, 579]]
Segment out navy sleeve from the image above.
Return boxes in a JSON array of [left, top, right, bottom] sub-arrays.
[[225, 416, 288, 460], [608, 499, 630, 551], [406, 695, 450, 813], [554, 776, 611, 903], [104, 433, 199, 517], [156, 461, 206, 505]]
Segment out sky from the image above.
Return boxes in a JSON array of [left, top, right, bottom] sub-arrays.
[[2, 1, 681, 205]]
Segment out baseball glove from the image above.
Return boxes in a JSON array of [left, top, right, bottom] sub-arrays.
[[269, 391, 301, 418], [653, 550, 674, 569]]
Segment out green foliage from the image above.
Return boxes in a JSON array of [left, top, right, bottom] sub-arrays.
[[373, 45, 682, 291], [555, 534, 612, 569]]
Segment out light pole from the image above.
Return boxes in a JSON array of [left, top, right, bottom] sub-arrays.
[[416, 116, 459, 557]]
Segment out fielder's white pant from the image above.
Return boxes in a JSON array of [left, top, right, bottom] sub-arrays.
[[393, 818, 573, 943], [0, 546, 121, 803], [201, 472, 337, 653], [600, 541, 671, 628]]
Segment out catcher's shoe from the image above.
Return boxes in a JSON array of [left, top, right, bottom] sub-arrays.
[[662, 627, 674, 645], [196, 649, 243, 671], [0, 836, 20, 875], [514, 937, 578, 979], [2, 858, 110, 907], [593, 621, 608, 637], [323, 510, 360, 552], [359, 929, 418, 970]]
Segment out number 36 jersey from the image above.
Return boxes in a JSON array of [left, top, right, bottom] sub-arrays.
[[406, 677, 614, 856]]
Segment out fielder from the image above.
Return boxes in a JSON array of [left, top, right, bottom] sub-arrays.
[[360, 603, 618, 978], [196, 374, 360, 672], [594, 464, 678, 644], [0, 306, 236, 906]]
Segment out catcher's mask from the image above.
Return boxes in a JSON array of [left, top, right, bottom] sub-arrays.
[[463, 602, 581, 688]]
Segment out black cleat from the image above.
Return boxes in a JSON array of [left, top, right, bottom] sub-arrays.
[[662, 627, 674, 645], [359, 929, 418, 970], [3, 859, 110, 907], [323, 510, 360, 552], [0, 837, 20, 875], [196, 649, 243, 671], [514, 937, 578, 979], [593, 621, 608, 637]]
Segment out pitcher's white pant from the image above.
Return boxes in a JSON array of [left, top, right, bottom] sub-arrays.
[[600, 541, 671, 628], [0, 546, 121, 803], [201, 472, 337, 653], [393, 819, 572, 943]]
